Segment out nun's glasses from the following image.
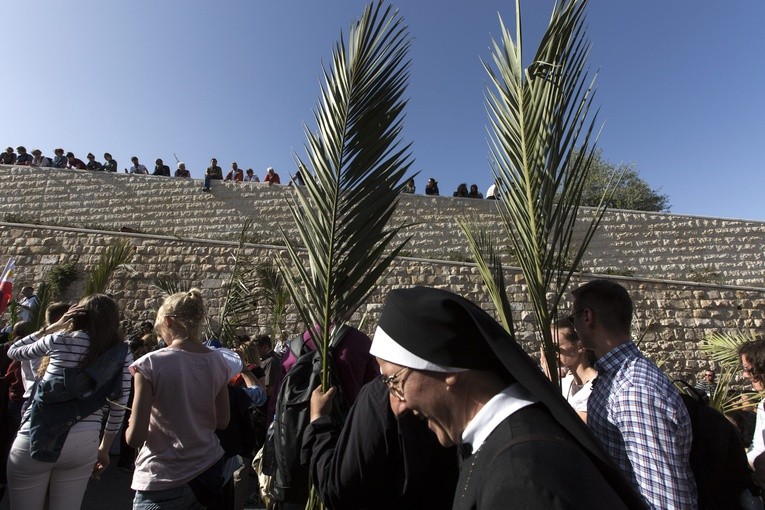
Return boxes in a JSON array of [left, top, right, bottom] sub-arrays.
[[381, 367, 410, 402]]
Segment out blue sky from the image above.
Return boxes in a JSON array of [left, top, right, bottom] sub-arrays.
[[3, 1, 764, 220]]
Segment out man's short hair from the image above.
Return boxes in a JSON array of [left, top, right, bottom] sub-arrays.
[[572, 279, 633, 335], [12, 320, 34, 338], [254, 334, 272, 349], [46, 302, 71, 325]]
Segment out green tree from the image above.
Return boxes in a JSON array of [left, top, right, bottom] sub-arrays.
[[579, 149, 670, 212]]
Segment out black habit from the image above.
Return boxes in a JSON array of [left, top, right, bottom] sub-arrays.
[[301, 377, 458, 510], [454, 404, 630, 510]]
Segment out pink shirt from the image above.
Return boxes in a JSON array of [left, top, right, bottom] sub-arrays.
[[130, 347, 240, 491]]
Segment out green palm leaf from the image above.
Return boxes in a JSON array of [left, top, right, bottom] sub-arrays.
[[471, 0, 614, 385], [701, 331, 758, 367], [151, 275, 186, 297], [31, 260, 79, 329], [211, 219, 259, 346], [275, 1, 414, 389], [83, 239, 136, 297], [254, 261, 291, 338], [457, 216, 514, 336]]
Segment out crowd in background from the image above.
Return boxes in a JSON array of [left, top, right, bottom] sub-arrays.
[[1, 145, 507, 200]]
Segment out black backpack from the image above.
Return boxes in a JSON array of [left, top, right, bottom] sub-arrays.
[[675, 381, 761, 510], [269, 329, 350, 505], [216, 385, 268, 460]]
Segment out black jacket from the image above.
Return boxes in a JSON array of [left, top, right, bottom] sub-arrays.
[[302, 377, 458, 509], [455, 403, 633, 510]]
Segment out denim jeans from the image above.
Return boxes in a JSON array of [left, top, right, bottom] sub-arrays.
[[133, 484, 204, 510]]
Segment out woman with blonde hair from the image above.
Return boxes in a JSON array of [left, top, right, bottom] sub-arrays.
[[7, 294, 132, 510], [127, 289, 241, 509]]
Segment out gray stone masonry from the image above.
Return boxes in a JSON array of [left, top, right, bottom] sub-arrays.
[[1, 164, 765, 381], [2, 165, 764, 286]]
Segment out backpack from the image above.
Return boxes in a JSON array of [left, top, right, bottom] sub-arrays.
[[216, 385, 268, 459], [268, 327, 350, 505], [675, 381, 762, 510]]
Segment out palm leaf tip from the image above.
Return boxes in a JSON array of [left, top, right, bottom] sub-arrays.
[[276, 0, 413, 386]]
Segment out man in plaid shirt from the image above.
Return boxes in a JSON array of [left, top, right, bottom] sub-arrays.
[[570, 280, 697, 510]]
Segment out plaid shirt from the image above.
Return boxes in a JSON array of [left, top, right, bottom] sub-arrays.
[[588, 341, 697, 510]]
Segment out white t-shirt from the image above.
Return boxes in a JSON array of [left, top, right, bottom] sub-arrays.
[[130, 347, 240, 491], [566, 379, 594, 413], [748, 399, 765, 466]]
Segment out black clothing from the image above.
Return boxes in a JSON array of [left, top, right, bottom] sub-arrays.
[[302, 377, 458, 510], [376, 287, 647, 510], [455, 404, 630, 510], [153, 164, 170, 176]]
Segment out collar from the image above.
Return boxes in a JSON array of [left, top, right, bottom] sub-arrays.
[[461, 383, 538, 454], [594, 339, 639, 373]]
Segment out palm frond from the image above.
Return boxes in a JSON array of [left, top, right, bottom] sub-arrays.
[[457, 216, 514, 336], [31, 259, 80, 329], [275, 1, 413, 389], [151, 275, 186, 297], [212, 219, 259, 346], [83, 239, 136, 297], [255, 261, 291, 338], [45, 260, 79, 300], [477, 0, 610, 385], [31, 282, 52, 330], [701, 331, 757, 367]]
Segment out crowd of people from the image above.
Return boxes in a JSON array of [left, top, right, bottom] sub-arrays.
[[404, 177, 496, 199], [1, 279, 764, 509], [1, 145, 512, 200], [0, 146, 292, 192], [0, 287, 280, 509]]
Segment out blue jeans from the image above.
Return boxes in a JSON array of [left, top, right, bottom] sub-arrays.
[[133, 484, 204, 510]]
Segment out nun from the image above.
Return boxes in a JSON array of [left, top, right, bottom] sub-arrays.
[[368, 287, 647, 510]]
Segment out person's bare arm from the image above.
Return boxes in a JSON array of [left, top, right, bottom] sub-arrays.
[[126, 372, 153, 447]]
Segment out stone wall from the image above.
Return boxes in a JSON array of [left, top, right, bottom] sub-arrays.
[[1, 222, 763, 381], [2, 165, 764, 287]]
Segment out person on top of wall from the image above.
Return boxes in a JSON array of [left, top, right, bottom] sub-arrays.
[[66, 152, 87, 170], [102, 153, 118, 172], [152, 158, 170, 177], [424, 177, 439, 196], [86, 153, 103, 171]]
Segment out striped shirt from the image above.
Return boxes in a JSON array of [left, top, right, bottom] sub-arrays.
[[588, 341, 697, 510], [8, 330, 133, 436]]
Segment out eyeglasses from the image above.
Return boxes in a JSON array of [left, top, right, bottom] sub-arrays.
[[381, 367, 410, 402], [567, 308, 587, 325]]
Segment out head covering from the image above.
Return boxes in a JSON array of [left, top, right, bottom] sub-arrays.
[[177, 161, 185, 168], [371, 286, 645, 509]]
